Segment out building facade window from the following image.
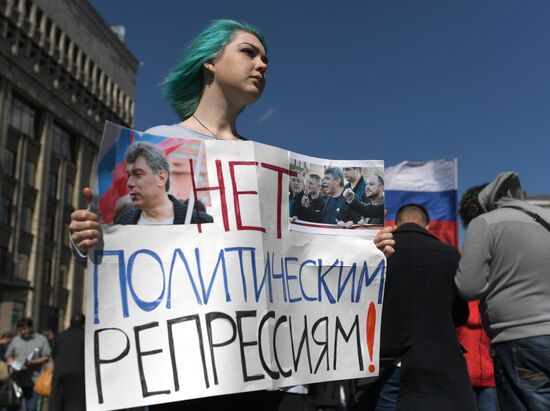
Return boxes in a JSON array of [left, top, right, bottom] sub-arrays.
[[24, 160, 36, 186], [0, 246, 9, 277], [11, 302, 25, 329], [43, 258, 52, 286], [52, 124, 77, 162], [19, 206, 32, 232], [44, 215, 55, 241], [58, 264, 67, 288], [10, 96, 37, 138], [48, 172, 58, 198], [0, 196, 12, 225], [64, 180, 73, 204], [2, 148, 16, 177], [16, 253, 29, 279]]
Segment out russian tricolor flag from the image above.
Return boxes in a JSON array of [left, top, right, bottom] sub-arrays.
[[385, 159, 458, 247]]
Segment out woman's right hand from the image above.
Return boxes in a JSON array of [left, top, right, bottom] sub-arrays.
[[69, 188, 101, 252]]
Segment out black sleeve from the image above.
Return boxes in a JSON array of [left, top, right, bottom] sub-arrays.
[[194, 210, 214, 224], [348, 197, 384, 219], [294, 195, 324, 223], [290, 193, 304, 218], [452, 287, 470, 327]]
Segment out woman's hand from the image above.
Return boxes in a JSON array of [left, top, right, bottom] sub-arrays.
[[374, 225, 396, 259]]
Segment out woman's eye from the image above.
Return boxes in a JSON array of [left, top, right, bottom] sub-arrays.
[[242, 48, 254, 56]]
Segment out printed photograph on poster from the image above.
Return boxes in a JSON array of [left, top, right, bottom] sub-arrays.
[[288, 152, 384, 236], [96, 122, 213, 225]]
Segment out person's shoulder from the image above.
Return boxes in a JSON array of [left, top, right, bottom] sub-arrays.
[[58, 327, 82, 341], [30, 333, 49, 345], [436, 239, 460, 257], [144, 124, 180, 136], [170, 196, 213, 224], [169, 196, 189, 222], [144, 124, 212, 140], [501, 199, 550, 217], [12, 335, 24, 343], [168, 195, 185, 207], [7, 335, 21, 347], [114, 207, 139, 225], [416, 229, 459, 255], [395, 224, 459, 253]]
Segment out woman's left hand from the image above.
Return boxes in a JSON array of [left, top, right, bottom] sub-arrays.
[[374, 225, 396, 258]]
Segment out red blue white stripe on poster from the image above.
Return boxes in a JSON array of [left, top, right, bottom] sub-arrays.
[[384, 159, 458, 247]]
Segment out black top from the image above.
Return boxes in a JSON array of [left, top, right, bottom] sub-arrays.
[[50, 325, 86, 411], [381, 223, 475, 411], [347, 196, 384, 224], [344, 176, 367, 223], [115, 194, 213, 225]]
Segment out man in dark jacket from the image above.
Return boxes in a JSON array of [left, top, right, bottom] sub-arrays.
[[343, 174, 385, 225], [292, 173, 326, 222], [117, 141, 212, 225], [288, 171, 306, 219], [342, 167, 367, 224], [50, 314, 85, 411], [297, 167, 354, 225], [352, 204, 475, 411]]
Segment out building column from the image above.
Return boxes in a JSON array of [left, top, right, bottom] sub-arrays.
[[0, 76, 11, 195], [28, 111, 54, 323]]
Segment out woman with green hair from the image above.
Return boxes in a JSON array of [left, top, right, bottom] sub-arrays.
[[145, 18, 268, 141], [70, 18, 395, 411], [71, 19, 285, 411]]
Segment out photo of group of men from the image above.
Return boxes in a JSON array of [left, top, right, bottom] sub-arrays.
[[288, 157, 385, 234]]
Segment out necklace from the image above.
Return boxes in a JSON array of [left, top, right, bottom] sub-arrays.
[[192, 114, 241, 141], [192, 114, 218, 139]]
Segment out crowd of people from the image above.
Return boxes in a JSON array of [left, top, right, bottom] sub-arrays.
[[2, 17, 548, 411], [289, 167, 385, 227], [0, 315, 86, 411], [5, 170, 548, 411]]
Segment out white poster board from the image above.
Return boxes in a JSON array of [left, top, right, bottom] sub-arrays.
[[85, 123, 386, 410]]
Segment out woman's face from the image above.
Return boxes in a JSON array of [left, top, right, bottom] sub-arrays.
[[209, 31, 268, 107]]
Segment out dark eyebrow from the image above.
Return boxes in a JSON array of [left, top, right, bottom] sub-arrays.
[[238, 42, 269, 64]]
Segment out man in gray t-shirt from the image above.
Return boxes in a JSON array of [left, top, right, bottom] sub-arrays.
[[5, 317, 51, 411]]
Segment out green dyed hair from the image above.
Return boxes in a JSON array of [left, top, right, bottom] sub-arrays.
[[163, 19, 268, 120]]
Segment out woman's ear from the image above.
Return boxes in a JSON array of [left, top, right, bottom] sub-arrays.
[[203, 61, 215, 73]]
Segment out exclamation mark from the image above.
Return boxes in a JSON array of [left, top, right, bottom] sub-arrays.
[[366, 302, 376, 373]]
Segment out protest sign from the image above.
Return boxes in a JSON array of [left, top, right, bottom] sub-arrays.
[[85, 122, 386, 410]]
